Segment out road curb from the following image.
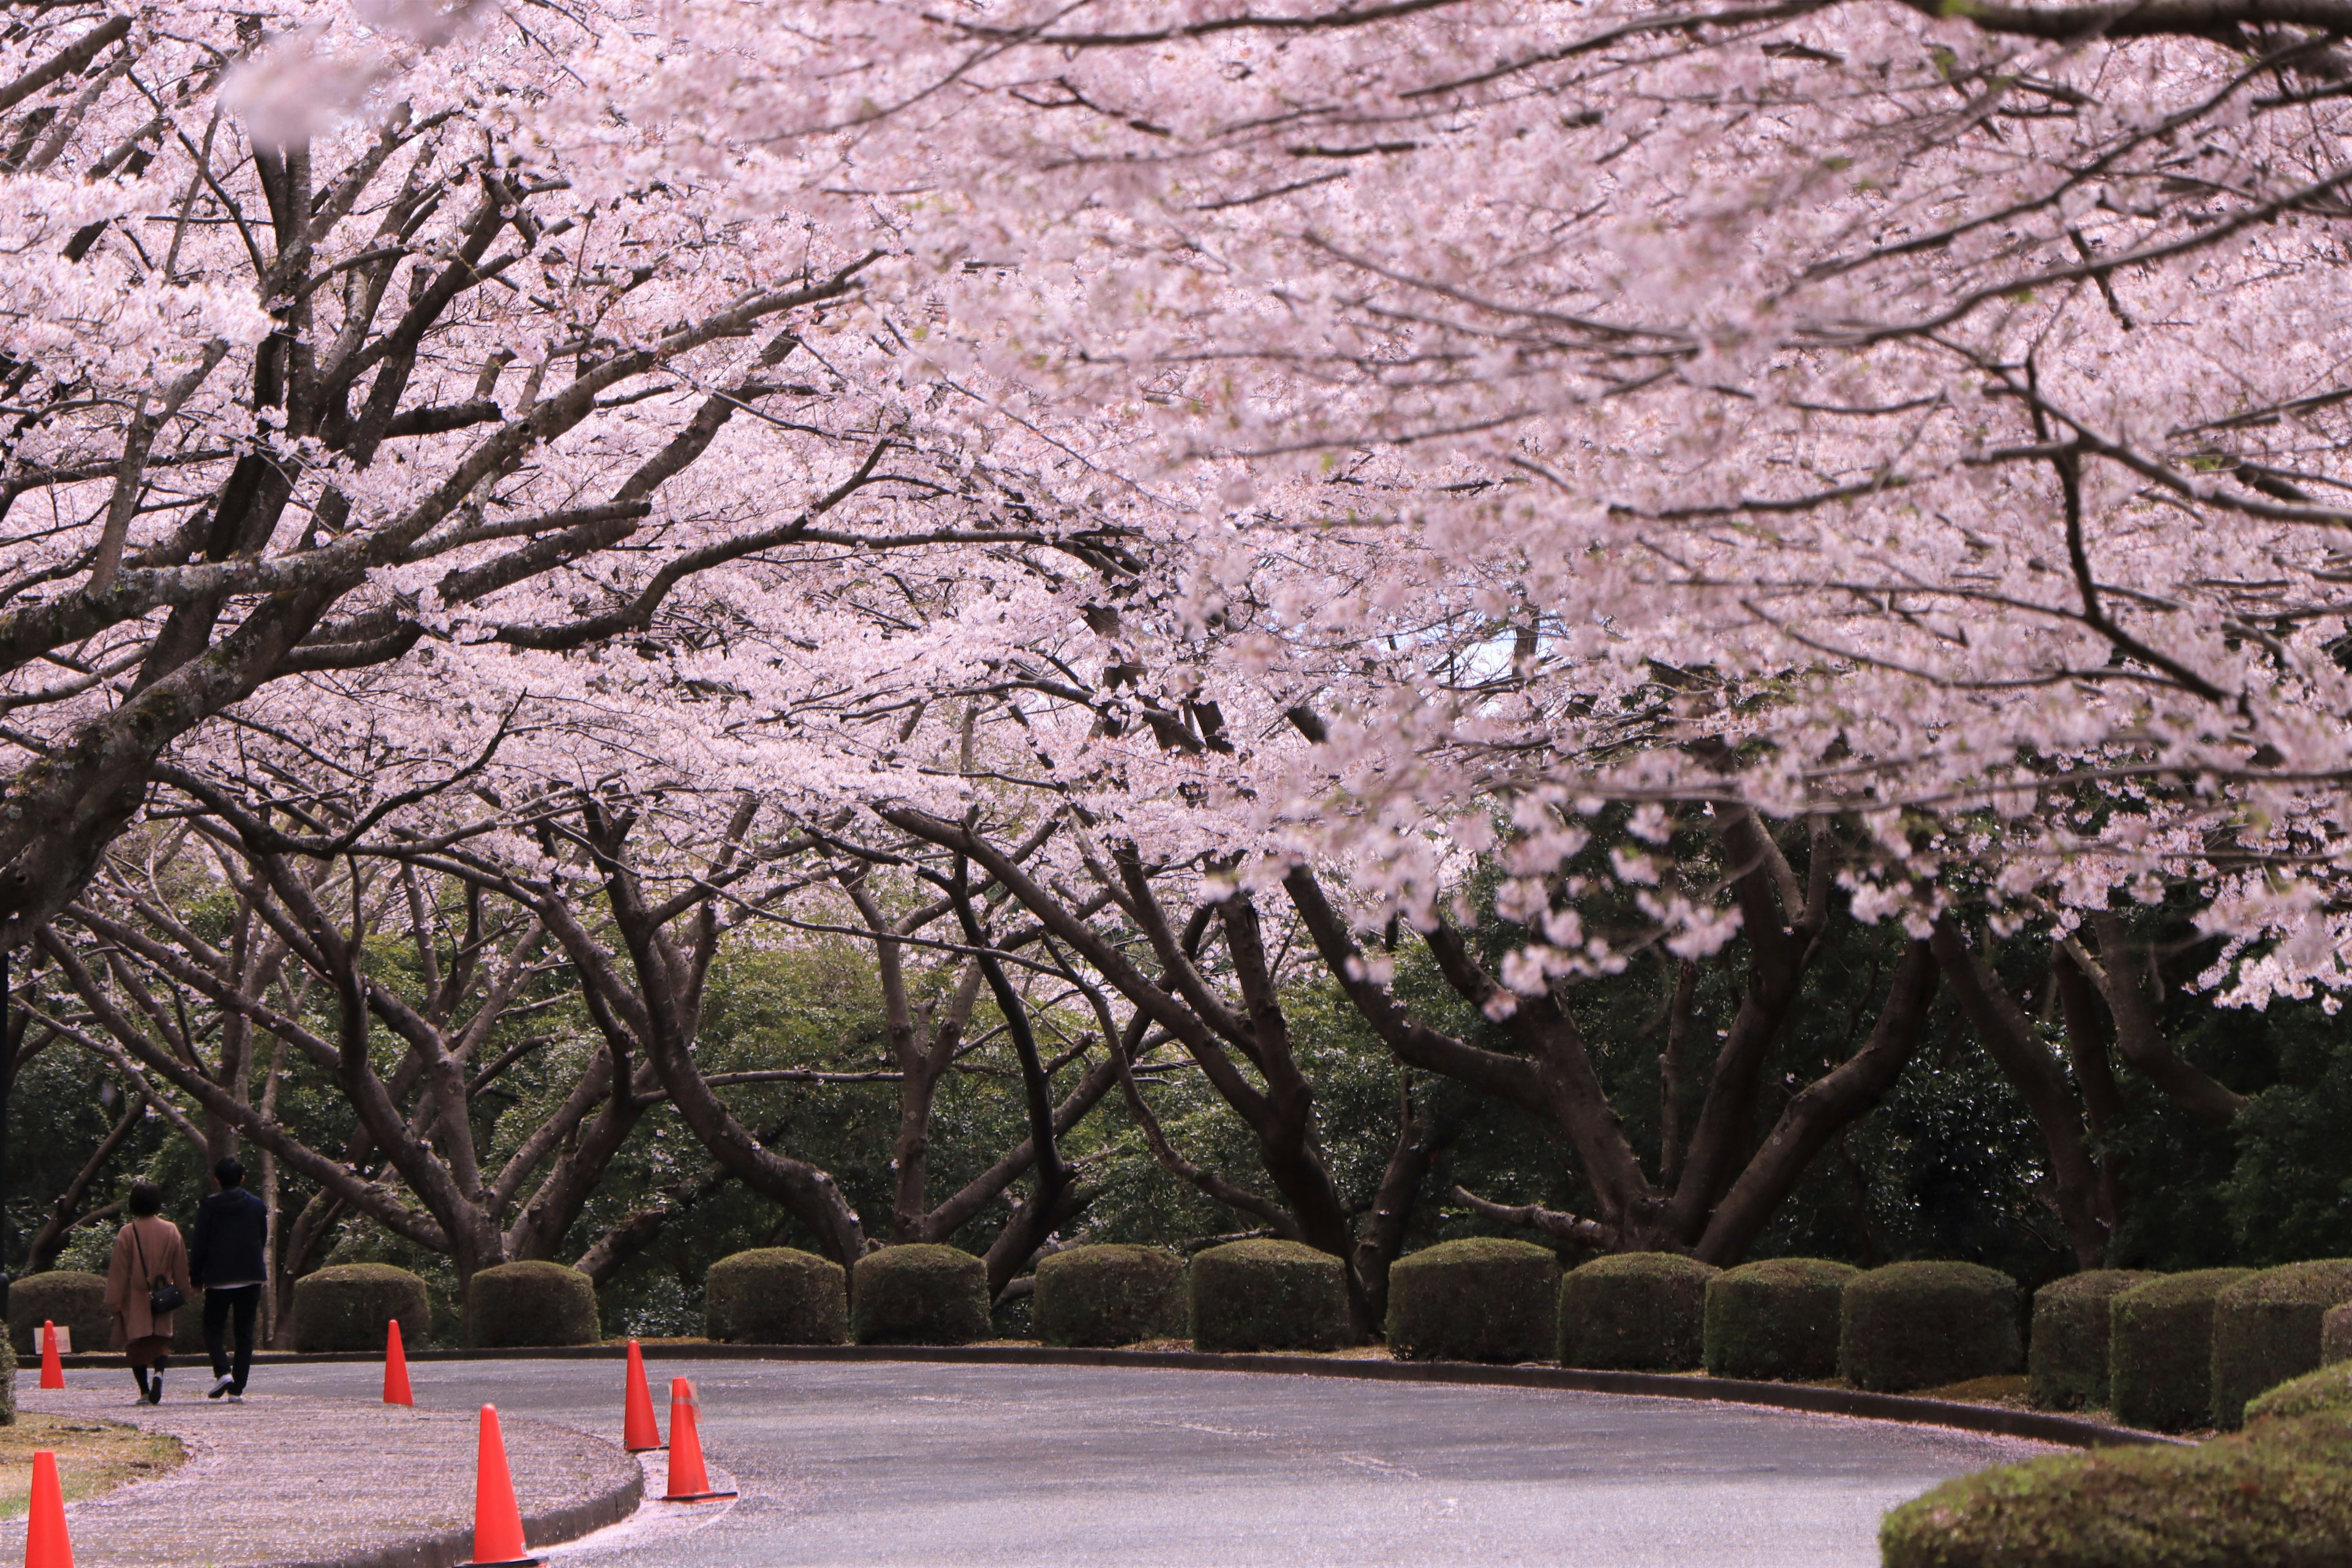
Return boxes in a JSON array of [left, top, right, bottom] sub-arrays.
[[292, 1436, 644, 1568], [58, 1341, 2176, 1450]]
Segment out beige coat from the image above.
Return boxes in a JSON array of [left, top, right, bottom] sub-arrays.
[[105, 1216, 191, 1344]]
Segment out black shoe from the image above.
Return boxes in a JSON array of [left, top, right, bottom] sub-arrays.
[[145, 1376, 164, 1405]]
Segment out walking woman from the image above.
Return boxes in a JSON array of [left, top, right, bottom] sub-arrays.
[[105, 1180, 190, 1404]]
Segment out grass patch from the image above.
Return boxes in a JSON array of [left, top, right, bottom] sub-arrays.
[[0, 1414, 184, 1519]]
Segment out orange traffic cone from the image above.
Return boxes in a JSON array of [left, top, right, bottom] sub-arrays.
[[26, 1449, 71, 1568], [383, 1319, 413, 1407], [622, 1340, 662, 1452], [457, 1405, 540, 1567], [38, 1320, 64, 1390], [662, 1378, 736, 1502]]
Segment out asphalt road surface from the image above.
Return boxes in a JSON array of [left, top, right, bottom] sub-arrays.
[[260, 1359, 2049, 1567]]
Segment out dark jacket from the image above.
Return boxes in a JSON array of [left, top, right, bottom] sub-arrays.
[[189, 1188, 269, 1288]]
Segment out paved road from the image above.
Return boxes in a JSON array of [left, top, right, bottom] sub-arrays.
[[255, 1359, 2045, 1567]]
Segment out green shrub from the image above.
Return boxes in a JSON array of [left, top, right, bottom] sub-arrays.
[[2110, 1269, 2252, 1433], [1839, 1261, 2020, 1393], [466, 1261, 600, 1348], [170, 1287, 206, 1356], [7, 1272, 107, 1357], [2212, 1261, 2352, 1430], [1879, 1411, 2352, 1567], [851, 1245, 990, 1346], [1561, 1253, 1717, 1371], [2326, 1303, 2352, 1366], [1385, 1238, 1560, 1363], [1033, 1245, 1185, 1348], [1189, 1239, 1349, 1353], [292, 1264, 432, 1352], [704, 1248, 847, 1344], [1703, 1257, 1857, 1382], [0, 1327, 14, 1423], [2244, 1362, 2352, 1425], [2029, 1270, 2154, 1411]]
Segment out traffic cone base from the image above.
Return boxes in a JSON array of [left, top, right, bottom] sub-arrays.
[[621, 1338, 663, 1452], [26, 1449, 72, 1568], [39, 1319, 65, 1390], [459, 1404, 543, 1568], [662, 1376, 737, 1502], [383, 1318, 414, 1407]]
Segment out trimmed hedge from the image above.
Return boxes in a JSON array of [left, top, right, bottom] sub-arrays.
[[1189, 1239, 1350, 1353], [172, 1286, 208, 1355], [706, 1248, 848, 1345], [1561, 1253, 1717, 1372], [2212, 1260, 2352, 1430], [2110, 1268, 2251, 1433], [852, 1245, 990, 1346], [1839, 1261, 2020, 1394], [2245, 1362, 2352, 1425], [8, 1272, 108, 1357], [467, 1261, 600, 1348], [1879, 1409, 2352, 1567], [1703, 1257, 1856, 1382], [1033, 1245, 1185, 1348], [292, 1263, 431, 1352], [0, 1328, 12, 1423], [2029, 1270, 2154, 1412], [1385, 1238, 1560, 1364], [2327, 1303, 2352, 1367]]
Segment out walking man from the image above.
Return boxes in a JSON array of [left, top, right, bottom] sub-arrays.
[[190, 1157, 268, 1400]]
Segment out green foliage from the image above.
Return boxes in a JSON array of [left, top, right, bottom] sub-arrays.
[[1879, 1412, 2352, 1567], [2327, 1303, 2352, 1366], [1385, 1237, 1560, 1363], [851, 1245, 989, 1346], [8, 1272, 108, 1357], [1703, 1257, 1856, 1381], [466, 1261, 600, 1348], [2029, 1271, 2153, 1411], [1033, 1245, 1185, 1348], [2211, 1260, 2352, 1429], [290, 1264, 431, 1352], [1189, 1239, 1349, 1353], [0, 1330, 12, 1423], [1561, 1253, 1716, 1371], [704, 1248, 847, 1344], [1839, 1261, 2019, 1393], [2244, 1362, 2352, 1425], [2111, 1270, 2251, 1433]]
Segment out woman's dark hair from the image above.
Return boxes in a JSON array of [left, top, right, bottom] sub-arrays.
[[128, 1180, 164, 1217]]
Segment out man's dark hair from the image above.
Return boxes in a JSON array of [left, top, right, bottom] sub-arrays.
[[128, 1180, 164, 1216], [214, 1156, 245, 1188]]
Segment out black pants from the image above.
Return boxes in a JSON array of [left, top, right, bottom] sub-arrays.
[[203, 1284, 262, 1391]]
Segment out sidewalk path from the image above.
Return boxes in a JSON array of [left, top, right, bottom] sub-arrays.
[[5, 1375, 641, 1568]]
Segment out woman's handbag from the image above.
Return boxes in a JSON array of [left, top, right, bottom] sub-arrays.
[[132, 1224, 185, 1317]]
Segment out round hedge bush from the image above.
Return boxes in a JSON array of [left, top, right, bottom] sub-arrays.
[[1189, 1239, 1350, 1353], [2327, 1303, 2352, 1367], [2029, 1270, 2155, 1412], [466, 1261, 600, 1348], [8, 1272, 108, 1357], [2109, 1268, 2251, 1433], [2245, 1362, 2352, 1425], [1839, 1261, 2021, 1394], [704, 1248, 847, 1344], [1702, 1257, 1856, 1382], [171, 1286, 208, 1355], [1033, 1245, 1185, 1348], [1385, 1238, 1560, 1364], [291, 1263, 432, 1352], [2211, 1260, 2352, 1430], [1879, 1409, 2352, 1567], [1561, 1253, 1717, 1372], [851, 1245, 990, 1346]]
